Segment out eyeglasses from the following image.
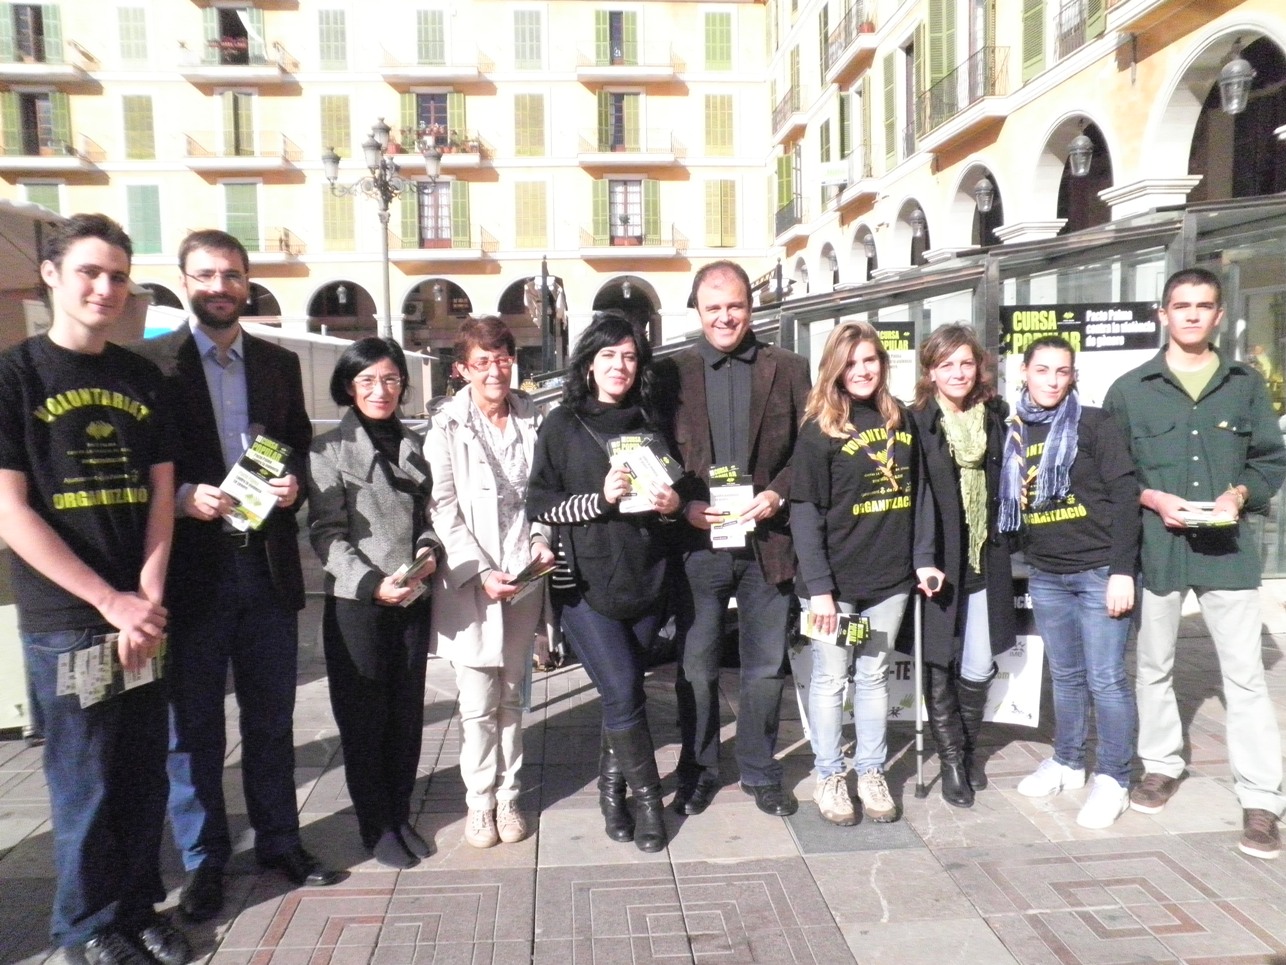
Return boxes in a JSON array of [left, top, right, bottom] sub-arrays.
[[465, 355, 515, 373], [352, 375, 404, 391], [183, 269, 247, 287]]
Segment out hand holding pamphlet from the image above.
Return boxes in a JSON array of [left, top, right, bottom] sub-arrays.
[[56, 633, 166, 708], [709, 466, 755, 549], [799, 611, 871, 648], [607, 433, 682, 514], [220, 433, 292, 532], [388, 549, 438, 607], [504, 557, 560, 603], [1176, 501, 1237, 528]]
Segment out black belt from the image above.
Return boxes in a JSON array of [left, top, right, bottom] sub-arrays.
[[225, 529, 266, 549]]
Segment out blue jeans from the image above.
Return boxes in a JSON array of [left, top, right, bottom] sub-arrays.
[[167, 547, 302, 870], [1027, 565, 1137, 785], [805, 593, 908, 777], [675, 549, 793, 786], [24, 627, 169, 947], [558, 592, 663, 731], [960, 588, 995, 682]]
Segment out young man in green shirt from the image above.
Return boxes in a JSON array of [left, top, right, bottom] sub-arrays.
[[1104, 266, 1286, 859]]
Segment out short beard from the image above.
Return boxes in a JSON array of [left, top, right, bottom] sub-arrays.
[[191, 299, 242, 331]]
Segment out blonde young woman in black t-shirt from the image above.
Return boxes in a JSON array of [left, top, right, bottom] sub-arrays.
[[791, 321, 940, 825]]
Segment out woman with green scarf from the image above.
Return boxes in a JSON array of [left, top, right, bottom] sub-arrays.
[[909, 324, 1017, 808]]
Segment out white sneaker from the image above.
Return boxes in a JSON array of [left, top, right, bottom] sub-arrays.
[[812, 773, 857, 826], [1077, 774, 1130, 829], [1017, 758, 1086, 797], [495, 801, 528, 844], [856, 770, 898, 823], [464, 808, 499, 848]]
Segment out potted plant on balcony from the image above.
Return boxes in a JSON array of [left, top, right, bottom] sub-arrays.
[[612, 214, 642, 246]]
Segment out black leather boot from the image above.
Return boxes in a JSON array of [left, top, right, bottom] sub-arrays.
[[599, 730, 634, 842], [606, 721, 668, 853], [957, 663, 997, 791], [925, 663, 973, 808]]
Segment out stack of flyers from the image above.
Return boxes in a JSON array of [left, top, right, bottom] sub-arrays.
[[504, 557, 560, 603], [607, 433, 682, 514], [389, 550, 438, 607], [709, 478, 755, 549], [56, 633, 166, 708], [221, 434, 292, 532], [799, 611, 872, 648]]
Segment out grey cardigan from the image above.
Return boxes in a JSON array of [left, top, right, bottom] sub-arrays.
[[308, 407, 438, 602]]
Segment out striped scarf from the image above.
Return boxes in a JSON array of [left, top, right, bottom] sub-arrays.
[[998, 388, 1080, 533]]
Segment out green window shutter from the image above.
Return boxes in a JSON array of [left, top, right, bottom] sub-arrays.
[[514, 11, 541, 69], [450, 180, 469, 246], [224, 183, 260, 252], [320, 94, 350, 157], [401, 184, 419, 246], [447, 92, 465, 135], [591, 179, 609, 245], [319, 10, 346, 70], [25, 182, 59, 213], [118, 8, 147, 62], [622, 12, 638, 65], [322, 186, 354, 250], [400, 92, 416, 139], [1087, 0, 1106, 39], [594, 11, 609, 66], [704, 181, 720, 247], [247, 8, 266, 62], [705, 12, 731, 70], [623, 94, 639, 151], [123, 95, 154, 160], [514, 182, 546, 248], [1022, 0, 1045, 83], [223, 92, 253, 156], [860, 76, 872, 173], [127, 185, 161, 254], [839, 94, 851, 158], [789, 46, 799, 99], [50, 92, 70, 151], [720, 180, 736, 246], [514, 93, 544, 157], [927, 0, 955, 88], [0, 92, 18, 155], [202, 9, 218, 63], [596, 90, 610, 151], [642, 178, 659, 245], [0, 5, 13, 63], [881, 52, 895, 169], [819, 119, 831, 163], [775, 155, 792, 207], [705, 94, 732, 156], [417, 10, 445, 65], [41, 4, 62, 64]]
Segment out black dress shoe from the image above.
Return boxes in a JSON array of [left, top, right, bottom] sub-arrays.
[[672, 777, 720, 815], [399, 821, 434, 858], [68, 929, 154, 965], [372, 829, 418, 869], [136, 914, 192, 965], [178, 865, 224, 923], [258, 846, 341, 887], [740, 782, 799, 816]]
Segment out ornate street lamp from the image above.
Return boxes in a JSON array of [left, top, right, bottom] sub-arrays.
[[1218, 41, 1256, 116], [322, 117, 443, 345], [973, 176, 995, 214]]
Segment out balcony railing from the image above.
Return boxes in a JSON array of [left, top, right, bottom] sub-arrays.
[[579, 225, 687, 251], [263, 228, 305, 256], [915, 46, 1009, 136], [1055, 0, 1105, 61], [772, 87, 801, 134], [579, 128, 685, 156], [389, 226, 498, 252], [822, 1, 873, 76], [398, 127, 487, 158], [775, 196, 802, 238], [576, 45, 684, 71], [183, 131, 303, 161]]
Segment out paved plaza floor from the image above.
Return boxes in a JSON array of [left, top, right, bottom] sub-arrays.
[[5, 584, 1286, 964]]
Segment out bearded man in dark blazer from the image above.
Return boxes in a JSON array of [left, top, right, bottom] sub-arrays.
[[653, 260, 811, 818], [131, 230, 338, 924]]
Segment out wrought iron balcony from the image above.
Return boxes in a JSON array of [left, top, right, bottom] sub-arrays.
[[915, 46, 1009, 137], [823, 2, 876, 83], [772, 87, 803, 141]]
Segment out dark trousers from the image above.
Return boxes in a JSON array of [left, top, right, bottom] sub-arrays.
[[324, 595, 429, 848], [674, 549, 792, 786], [558, 592, 663, 731], [23, 626, 169, 947], [166, 545, 301, 870]]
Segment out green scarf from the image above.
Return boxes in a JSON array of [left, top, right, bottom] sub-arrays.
[[940, 403, 988, 574]]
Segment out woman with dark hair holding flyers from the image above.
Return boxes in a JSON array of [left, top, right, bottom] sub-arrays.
[[909, 324, 1016, 808], [309, 336, 439, 868], [791, 321, 940, 826], [526, 310, 685, 852], [999, 335, 1139, 829]]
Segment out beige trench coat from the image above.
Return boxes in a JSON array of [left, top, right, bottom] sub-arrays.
[[427, 389, 549, 667]]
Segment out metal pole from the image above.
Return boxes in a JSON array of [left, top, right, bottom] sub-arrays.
[[540, 255, 552, 373], [377, 205, 396, 344]]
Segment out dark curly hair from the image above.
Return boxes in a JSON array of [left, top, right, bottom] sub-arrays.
[[562, 310, 656, 420]]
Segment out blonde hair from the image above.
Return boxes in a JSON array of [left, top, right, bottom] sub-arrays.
[[803, 321, 901, 438]]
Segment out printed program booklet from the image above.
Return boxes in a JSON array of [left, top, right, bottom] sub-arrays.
[[607, 433, 682, 514], [220, 434, 292, 532], [57, 633, 166, 708], [505, 557, 560, 603], [709, 477, 755, 549], [389, 550, 439, 607], [1176, 501, 1238, 528], [799, 611, 872, 648]]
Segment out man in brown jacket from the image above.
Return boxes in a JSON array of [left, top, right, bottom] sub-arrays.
[[655, 261, 810, 817]]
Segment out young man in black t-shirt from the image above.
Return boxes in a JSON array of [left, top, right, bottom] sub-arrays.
[[0, 215, 187, 965]]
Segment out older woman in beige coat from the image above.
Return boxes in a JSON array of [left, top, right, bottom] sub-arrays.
[[428, 317, 553, 849]]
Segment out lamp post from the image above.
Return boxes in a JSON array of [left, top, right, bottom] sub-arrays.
[[322, 117, 442, 345], [973, 176, 995, 214], [1067, 130, 1094, 178], [1218, 41, 1256, 116]]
